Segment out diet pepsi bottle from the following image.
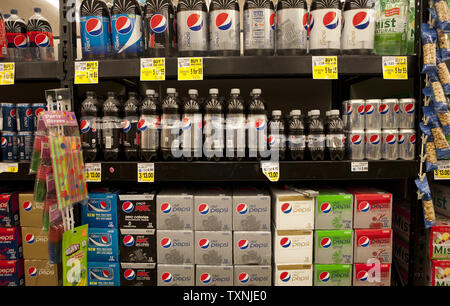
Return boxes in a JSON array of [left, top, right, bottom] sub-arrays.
[[5, 10, 29, 62], [341, 0, 375, 54], [209, 0, 240, 56], [226, 88, 246, 160], [144, 0, 175, 57], [309, 0, 341, 55], [123, 92, 140, 160], [0, 12, 9, 61], [27, 8, 55, 61], [287, 109, 305, 160], [276, 0, 308, 55], [111, 0, 143, 58], [139, 89, 160, 161], [326, 109, 345, 160], [102, 92, 122, 161], [161, 88, 181, 160], [268, 110, 286, 161], [307, 109, 325, 160], [80, 0, 112, 60], [244, 0, 275, 56], [248, 89, 268, 160], [177, 0, 209, 56], [204, 88, 224, 161], [181, 89, 202, 160], [80, 91, 101, 162]]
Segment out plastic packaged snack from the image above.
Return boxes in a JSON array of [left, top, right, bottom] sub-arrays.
[[421, 23, 438, 73], [62, 224, 88, 286], [414, 175, 436, 228]]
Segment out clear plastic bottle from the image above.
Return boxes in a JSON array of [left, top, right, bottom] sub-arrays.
[[307, 109, 325, 160]]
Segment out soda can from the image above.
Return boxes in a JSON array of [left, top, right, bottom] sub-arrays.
[[381, 129, 398, 160], [1, 103, 17, 131], [364, 99, 381, 129], [380, 99, 399, 129], [398, 129, 416, 160], [348, 99, 365, 130], [399, 98, 416, 129], [17, 131, 34, 161], [346, 129, 365, 160], [32, 103, 46, 131], [364, 129, 382, 160], [16, 103, 33, 132], [342, 100, 349, 129], [1, 131, 18, 161]]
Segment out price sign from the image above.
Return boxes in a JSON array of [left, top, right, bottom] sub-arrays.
[[0, 163, 18, 173], [138, 163, 155, 183], [434, 160, 450, 180], [351, 161, 369, 172], [0, 63, 15, 85], [178, 57, 203, 81], [140, 58, 165, 81], [85, 163, 101, 182], [312, 56, 338, 79], [75, 61, 98, 84], [261, 161, 280, 182], [382, 56, 407, 80]]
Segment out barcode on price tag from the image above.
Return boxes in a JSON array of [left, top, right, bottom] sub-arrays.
[[75, 61, 99, 84], [138, 163, 155, 183], [179, 58, 190, 68], [351, 161, 368, 172]]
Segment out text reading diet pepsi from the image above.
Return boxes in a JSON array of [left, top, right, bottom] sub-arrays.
[[183, 290, 268, 304]]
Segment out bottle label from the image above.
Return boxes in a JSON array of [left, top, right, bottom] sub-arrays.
[[309, 8, 342, 50], [307, 134, 326, 148], [326, 134, 346, 148], [247, 114, 267, 151], [226, 114, 246, 152], [177, 10, 208, 52], [276, 8, 307, 50], [204, 114, 224, 150], [288, 134, 306, 149], [268, 134, 287, 150], [181, 113, 202, 151], [111, 14, 143, 54], [244, 8, 275, 50], [209, 9, 240, 51], [80, 16, 112, 56], [341, 9, 375, 50], [27, 31, 54, 48]]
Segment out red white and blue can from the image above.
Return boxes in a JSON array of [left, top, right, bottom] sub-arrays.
[[32, 103, 46, 131], [398, 128, 415, 160], [364, 99, 381, 129], [380, 99, 399, 129], [16, 103, 34, 132], [347, 129, 365, 160], [18, 131, 34, 161], [381, 128, 398, 160], [348, 99, 365, 130], [365, 129, 382, 160], [399, 98, 416, 129], [1, 131, 18, 161], [1, 103, 17, 131]]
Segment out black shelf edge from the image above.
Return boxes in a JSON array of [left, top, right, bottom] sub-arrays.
[[14, 61, 61, 81]]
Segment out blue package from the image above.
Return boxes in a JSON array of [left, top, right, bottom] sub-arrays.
[[88, 228, 119, 262], [82, 193, 118, 228], [87, 262, 120, 286], [434, 0, 450, 33], [421, 23, 438, 74]]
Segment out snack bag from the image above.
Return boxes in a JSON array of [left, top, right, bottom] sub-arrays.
[[420, 121, 439, 171], [434, 0, 450, 33], [437, 28, 450, 60], [414, 176, 436, 228], [62, 224, 88, 286], [421, 23, 438, 74]]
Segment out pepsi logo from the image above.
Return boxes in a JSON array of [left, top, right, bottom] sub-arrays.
[[162, 272, 173, 283], [357, 105, 365, 115], [1, 137, 7, 148], [14, 35, 27, 49], [25, 108, 33, 117], [323, 12, 339, 30], [280, 237, 291, 248], [161, 237, 172, 248], [182, 117, 192, 130], [28, 267, 37, 277], [386, 134, 396, 145], [199, 238, 210, 249], [35, 108, 45, 117], [23, 201, 33, 211], [102, 270, 110, 278], [161, 202, 172, 214], [238, 239, 249, 250], [239, 273, 249, 283], [319, 271, 330, 282], [101, 235, 109, 244], [150, 14, 167, 34], [358, 236, 370, 247], [35, 34, 50, 48], [10, 109, 16, 118], [347, 105, 353, 115], [320, 202, 332, 214], [394, 104, 400, 114], [237, 203, 248, 214], [365, 104, 375, 115], [80, 120, 91, 133], [255, 118, 266, 131], [116, 16, 133, 35], [303, 13, 314, 31], [352, 11, 369, 30], [410, 135, 416, 144], [358, 270, 369, 281], [100, 201, 108, 210], [358, 201, 370, 212], [122, 120, 131, 133], [137, 119, 147, 132], [216, 12, 232, 31], [379, 104, 389, 114], [281, 203, 292, 214], [122, 201, 134, 213], [398, 134, 405, 145], [320, 237, 332, 248], [280, 272, 291, 282], [124, 269, 136, 280], [123, 235, 135, 247], [404, 103, 415, 113], [268, 136, 276, 146], [351, 135, 362, 145], [200, 273, 211, 284], [270, 13, 275, 30], [198, 204, 209, 215], [369, 134, 380, 145], [187, 13, 203, 32], [86, 18, 103, 36], [25, 233, 35, 244]]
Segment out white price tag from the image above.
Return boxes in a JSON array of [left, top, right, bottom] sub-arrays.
[[261, 161, 280, 182], [0, 163, 18, 173], [85, 163, 101, 182], [434, 160, 450, 180], [138, 163, 155, 183], [351, 161, 368, 172]]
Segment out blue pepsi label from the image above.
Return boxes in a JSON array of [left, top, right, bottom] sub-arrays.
[[82, 193, 118, 228], [88, 228, 119, 262], [87, 262, 120, 286], [111, 14, 143, 55], [80, 16, 112, 56]]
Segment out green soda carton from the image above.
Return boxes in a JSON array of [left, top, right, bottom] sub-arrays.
[[314, 230, 354, 264], [314, 264, 352, 286], [315, 188, 353, 230], [375, 0, 409, 55]]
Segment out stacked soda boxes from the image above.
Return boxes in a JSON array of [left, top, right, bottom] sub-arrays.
[[82, 192, 120, 286], [349, 187, 393, 286], [232, 187, 272, 286], [392, 200, 411, 286], [0, 192, 24, 286], [118, 191, 157, 286], [0, 103, 45, 162], [271, 187, 316, 286], [313, 188, 354, 286], [343, 98, 416, 161], [426, 214, 450, 287], [156, 187, 195, 286], [19, 192, 60, 286]]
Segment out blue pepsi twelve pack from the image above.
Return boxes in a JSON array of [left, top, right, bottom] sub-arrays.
[[87, 228, 119, 262], [87, 261, 120, 286], [82, 192, 118, 228]]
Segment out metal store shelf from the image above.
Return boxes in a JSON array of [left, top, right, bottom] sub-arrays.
[[15, 61, 61, 81]]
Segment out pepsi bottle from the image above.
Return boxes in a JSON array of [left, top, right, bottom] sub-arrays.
[[204, 88, 224, 161], [144, 0, 175, 57], [209, 0, 240, 56], [111, 0, 143, 58], [326, 109, 345, 160], [341, 0, 375, 55], [161, 88, 181, 160], [247, 89, 268, 160], [27, 8, 55, 61], [268, 110, 286, 160], [287, 109, 305, 160], [80, 91, 101, 162], [307, 109, 325, 160], [5, 10, 29, 62], [226, 88, 245, 160], [177, 0, 209, 56], [0, 12, 7, 61], [123, 92, 140, 160], [80, 0, 112, 60], [181, 89, 202, 160], [102, 92, 122, 161], [243, 0, 275, 56], [276, 0, 307, 55], [309, 0, 342, 55], [139, 89, 160, 161]]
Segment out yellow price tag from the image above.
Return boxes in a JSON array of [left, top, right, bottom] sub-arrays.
[[85, 163, 101, 182], [261, 161, 280, 182], [7, 166, 18, 173], [312, 56, 337, 79], [434, 161, 450, 180], [178, 57, 203, 81], [138, 163, 155, 183], [75, 61, 98, 84], [0, 63, 15, 85], [382, 56, 407, 80], [141, 58, 165, 81]]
